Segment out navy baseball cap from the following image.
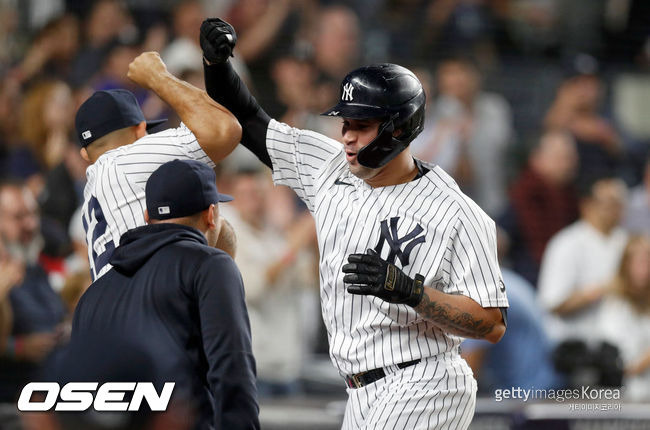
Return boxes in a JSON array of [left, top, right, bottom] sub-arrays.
[[75, 89, 167, 147], [146, 159, 233, 220]]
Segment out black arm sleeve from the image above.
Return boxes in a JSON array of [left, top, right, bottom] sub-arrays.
[[203, 60, 272, 168], [195, 253, 260, 430]]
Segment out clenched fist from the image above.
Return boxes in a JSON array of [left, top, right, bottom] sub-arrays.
[[127, 51, 169, 91], [200, 18, 237, 64]]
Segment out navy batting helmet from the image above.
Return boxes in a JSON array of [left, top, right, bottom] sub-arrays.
[[322, 64, 426, 169]]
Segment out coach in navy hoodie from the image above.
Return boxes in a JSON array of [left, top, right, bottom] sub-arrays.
[[71, 159, 259, 430]]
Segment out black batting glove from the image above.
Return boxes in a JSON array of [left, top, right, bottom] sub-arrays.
[[342, 249, 425, 307], [200, 18, 237, 64]]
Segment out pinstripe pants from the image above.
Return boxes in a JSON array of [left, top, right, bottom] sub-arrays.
[[341, 354, 477, 430]]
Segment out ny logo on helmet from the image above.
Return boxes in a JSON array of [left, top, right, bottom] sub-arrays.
[[374, 217, 426, 266], [342, 83, 354, 101]]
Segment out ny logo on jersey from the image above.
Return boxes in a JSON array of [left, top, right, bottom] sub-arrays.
[[374, 217, 426, 266], [342, 83, 354, 101]]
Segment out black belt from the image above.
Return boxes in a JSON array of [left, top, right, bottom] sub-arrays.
[[345, 359, 421, 389]]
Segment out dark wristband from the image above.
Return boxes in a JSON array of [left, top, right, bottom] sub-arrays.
[[407, 274, 425, 307]]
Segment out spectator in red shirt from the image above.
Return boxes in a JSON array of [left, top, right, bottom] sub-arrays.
[[504, 130, 580, 285]]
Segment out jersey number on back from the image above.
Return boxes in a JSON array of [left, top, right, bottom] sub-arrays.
[[83, 196, 116, 280]]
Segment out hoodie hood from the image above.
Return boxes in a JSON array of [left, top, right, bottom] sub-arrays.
[[110, 224, 207, 276]]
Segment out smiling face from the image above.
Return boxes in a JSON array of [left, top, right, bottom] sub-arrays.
[[341, 118, 382, 179]]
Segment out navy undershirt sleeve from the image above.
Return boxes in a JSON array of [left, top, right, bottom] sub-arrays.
[[203, 61, 272, 168]]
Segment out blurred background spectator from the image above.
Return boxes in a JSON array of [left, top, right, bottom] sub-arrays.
[[69, 0, 136, 87], [0, 238, 21, 359], [500, 129, 579, 285], [0, 181, 66, 403], [537, 176, 628, 344], [624, 156, 650, 236], [8, 14, 79, 86], [544, 56, 623, 183], [411, 56, 513, 217], [1, 0, 650, 425], [311, 5, 359, 83], [220, 168, 319, 398], [18, 80, 75, 181], [598, 235, 650, 401]]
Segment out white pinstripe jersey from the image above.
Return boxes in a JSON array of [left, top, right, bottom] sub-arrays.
[[82, 124, 214, 281], [266, 119, 509, 376]]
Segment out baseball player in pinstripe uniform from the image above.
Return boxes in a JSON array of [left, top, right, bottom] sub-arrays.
[[75, 52, 241, 280], [199, 19, 508, 429]]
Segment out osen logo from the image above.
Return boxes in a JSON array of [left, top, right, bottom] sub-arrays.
[[17, 382, 175, 412]]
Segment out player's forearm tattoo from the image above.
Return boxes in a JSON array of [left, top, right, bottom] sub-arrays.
[[414, 293, 495, 339]]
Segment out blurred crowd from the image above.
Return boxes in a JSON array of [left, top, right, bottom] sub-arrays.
[[0, 0, 649, 412]]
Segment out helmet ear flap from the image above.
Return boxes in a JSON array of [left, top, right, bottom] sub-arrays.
[[394, 103, 425, 144], [357, 114, 407, 169], [379, 113, 396, 136]]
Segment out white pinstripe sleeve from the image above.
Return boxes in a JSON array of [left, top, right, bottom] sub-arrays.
[[443, 205, 509, 308], [116, 123, 215, 186], [266, 119, 341, 211]]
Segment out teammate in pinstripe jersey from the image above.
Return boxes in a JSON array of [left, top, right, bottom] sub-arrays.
[[199, 19, 508, 429], [76, 52, 241, 281]]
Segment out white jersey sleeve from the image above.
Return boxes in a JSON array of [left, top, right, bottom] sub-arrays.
[[83, 123, 214, 280], [442, 202, 508, 308], [115, 122, 215, 186], [265, 119, 341, 211]]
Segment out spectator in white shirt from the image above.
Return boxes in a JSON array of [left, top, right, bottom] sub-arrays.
[[538, 176, 628, 343], [220, 168, 318, 397]]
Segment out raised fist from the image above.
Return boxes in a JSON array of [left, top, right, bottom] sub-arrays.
[[200, 18, 237, 65], [127, 51, 169, 90]]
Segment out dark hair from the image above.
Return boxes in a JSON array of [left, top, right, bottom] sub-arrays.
[[612, 235, 650, 314], [0, 178, 27, 192], [436, 55, 480, 74], [576, 174, 619, 200], [530, 128, 575, 155], [435, 54, 482, 77]]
